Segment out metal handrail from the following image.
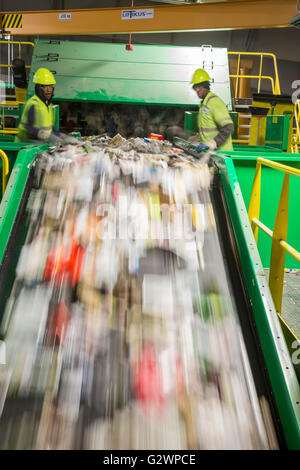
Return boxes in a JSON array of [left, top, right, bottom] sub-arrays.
[[257, 157, 300, 177], [0, 64, 31, 68], [228, 51, 281, 98], [291, 99, 300, 153], [0, 149, 9, 197], [229, 74, 275, 95], [0, 40, 34, 57], [0, 101, 22, 135], [0, 40, 34, 87], [248, 157, 300, 316], [0, 40, 32, 133]]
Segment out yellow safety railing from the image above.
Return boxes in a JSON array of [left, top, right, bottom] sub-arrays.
[[0, 40, 33, 133], [0, 64, 31, 70], [0, 40, 34, 72], [0, 41, 34, 99], [0, 149, 9, 197], [248, 157, 300, 315], [0, 100, 22, 135], [0, 40, 33, 99], [228, 52, 281, 99], [291, 99, 300, 153]]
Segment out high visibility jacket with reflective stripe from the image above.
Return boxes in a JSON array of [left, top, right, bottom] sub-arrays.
[[16, 94, 54, 142], [198, 92, 233, 151]]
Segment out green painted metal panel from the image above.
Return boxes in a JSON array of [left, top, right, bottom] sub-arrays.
[[52, 104, 60, 131], [212, 152, 300, 449], [233, 145, 282, 152], [184, 111, 198, 139], [0, 144, 47, 263], [0, 142, 35, 199], [265, 115, 291, 151], [230, 112, 239, 139], [28, 39, 232, 109], [0, 141, 33, 153], [0, 135, 15, 142], [225, 153, 300, 269], [0, 108, 18, 118]]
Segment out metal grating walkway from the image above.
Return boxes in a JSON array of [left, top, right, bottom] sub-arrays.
[[265, 269, 300, 340]]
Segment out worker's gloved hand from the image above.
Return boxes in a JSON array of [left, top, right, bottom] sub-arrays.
[[37, 129, 52, 140], [195, 143, 210, 152], [188, 134, 201, 144], [204, 139, 217, 151], [59, 133, 80, 144], [196, 140, 217, 153], [48, 132, 64, 145]]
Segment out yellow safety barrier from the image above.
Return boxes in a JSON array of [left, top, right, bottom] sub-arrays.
[[248, 157, 300, 314], [0, 40, 34, 58], [0, 40, 33, 133], [0, 101, 22, 135], [228, 52, 281, 98], [0, 64, 31, 68], [230, 74, 276, 97], [0, 129, 18, 135], [0, 40, 34, 84], [291, 99, 300, 153], [0, 149, 9, 197]]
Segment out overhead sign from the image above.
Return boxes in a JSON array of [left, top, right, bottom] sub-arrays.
[[58, 13, 72, 20], [121, 9, 154, 20]]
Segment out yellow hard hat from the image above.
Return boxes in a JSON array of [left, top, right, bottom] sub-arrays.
[[191, 69, 211, 85], [33, 68, 56, 85]]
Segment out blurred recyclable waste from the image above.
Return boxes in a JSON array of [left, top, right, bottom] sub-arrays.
[[0, 133, 273, 450]]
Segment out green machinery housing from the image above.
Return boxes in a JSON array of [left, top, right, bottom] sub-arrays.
[[0, 39, 299, 449]]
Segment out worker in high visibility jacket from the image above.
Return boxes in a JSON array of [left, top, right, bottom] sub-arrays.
[[16, 68, 78, 145], [190, 69, 234, 152]]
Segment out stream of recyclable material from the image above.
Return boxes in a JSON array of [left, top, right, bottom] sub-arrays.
[[0, 135, 272, 449]]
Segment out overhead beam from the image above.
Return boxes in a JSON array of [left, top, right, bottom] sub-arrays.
[[0, 0, 297, 36]]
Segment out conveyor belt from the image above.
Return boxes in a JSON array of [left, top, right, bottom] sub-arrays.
[[0, 142, 296, 449], [210, 170, 285, 448]]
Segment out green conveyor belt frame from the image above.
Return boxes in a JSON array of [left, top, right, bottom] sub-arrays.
[[213, 151, 300, 449], [0, 143, 299, 448], [0, 144, 47, 263], [226, 152, 300, 270]]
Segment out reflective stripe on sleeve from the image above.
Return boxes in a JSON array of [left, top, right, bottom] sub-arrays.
[[217, 117, 233, 126], [199, 127, 219, 133], [205, 94, 218, 105], [23, 123, 52, 131]]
